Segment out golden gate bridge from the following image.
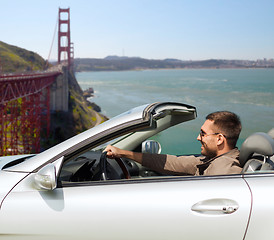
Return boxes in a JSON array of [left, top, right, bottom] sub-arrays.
[[0, 8, 73, 156]]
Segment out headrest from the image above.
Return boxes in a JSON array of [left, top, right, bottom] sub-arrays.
[[239, 132, 274, 167], [268, 128, 274, 139]]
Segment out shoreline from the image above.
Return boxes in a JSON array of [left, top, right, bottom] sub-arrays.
[[75, 66, 274, 73]]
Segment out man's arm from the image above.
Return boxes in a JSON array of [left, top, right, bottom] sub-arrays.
[[105, 145, 143, 164], [105, 145, 200, 175]]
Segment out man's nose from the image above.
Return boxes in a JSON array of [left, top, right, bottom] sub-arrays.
[[197, 134, 201, 141]]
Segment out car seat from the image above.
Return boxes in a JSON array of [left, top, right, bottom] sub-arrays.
[[240, 132, 274, 173], [268, 128, 274, 139]]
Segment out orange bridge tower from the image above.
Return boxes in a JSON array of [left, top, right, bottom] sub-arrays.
[[58, 8, 73, 68]]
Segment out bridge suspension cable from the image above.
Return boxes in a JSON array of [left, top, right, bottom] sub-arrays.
[[47, 15, 59, 63]]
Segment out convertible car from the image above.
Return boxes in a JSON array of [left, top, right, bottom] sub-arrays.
[[0, 102, 274, 240]]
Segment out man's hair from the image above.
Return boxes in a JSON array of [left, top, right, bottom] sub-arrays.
[[206, 111, 242, 148]]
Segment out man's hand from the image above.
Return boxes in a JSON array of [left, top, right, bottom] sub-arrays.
[[105, 145, 124, 159], [105, 145, 143, 164]]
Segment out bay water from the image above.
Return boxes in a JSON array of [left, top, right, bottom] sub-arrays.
[[76, 69, 274, 155]]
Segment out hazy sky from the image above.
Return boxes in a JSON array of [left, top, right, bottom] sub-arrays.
[[1, 0, 274, 61]]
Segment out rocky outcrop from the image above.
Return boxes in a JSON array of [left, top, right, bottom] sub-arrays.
[[41, 68, 108, 150]]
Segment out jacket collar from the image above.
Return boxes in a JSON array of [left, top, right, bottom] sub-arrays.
[[197, 148, 239, 175], [201, 148, 239, 164]]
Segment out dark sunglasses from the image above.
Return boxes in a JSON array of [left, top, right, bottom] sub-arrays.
[[199, 130, 226, 138]]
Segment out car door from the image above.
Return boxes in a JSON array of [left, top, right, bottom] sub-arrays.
[[243, 173, 274, 240], [0, 174, 251, 240]]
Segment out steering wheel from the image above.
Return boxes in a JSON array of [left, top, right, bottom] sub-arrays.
[[99, 151, 131, 180]]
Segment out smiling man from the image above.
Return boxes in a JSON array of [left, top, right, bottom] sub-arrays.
[[106, 111, 242, 176]]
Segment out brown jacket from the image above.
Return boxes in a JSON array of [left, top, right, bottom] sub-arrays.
[[142, 148, 242, 176]]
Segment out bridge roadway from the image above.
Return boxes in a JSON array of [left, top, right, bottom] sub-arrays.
[[0, 71, 62, 105], [0, 67, 63, 156]]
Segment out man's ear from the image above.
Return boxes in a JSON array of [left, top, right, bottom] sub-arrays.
[[216, 134, 225, 146]]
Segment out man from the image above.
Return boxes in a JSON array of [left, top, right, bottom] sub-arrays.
[[106, 111, 242, 176]]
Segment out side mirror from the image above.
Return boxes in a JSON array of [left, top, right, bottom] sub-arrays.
[[142, 140, 162, 154], [34, 163, 57, 190]]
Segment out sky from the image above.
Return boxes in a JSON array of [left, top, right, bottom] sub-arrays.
[[1, 0, 274, 61]]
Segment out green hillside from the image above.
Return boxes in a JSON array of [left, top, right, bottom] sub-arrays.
[[0, 41, 107, 154], [0, 41, 47, 73]]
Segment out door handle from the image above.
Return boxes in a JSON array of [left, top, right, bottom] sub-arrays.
[[191, 198, 239, 215]]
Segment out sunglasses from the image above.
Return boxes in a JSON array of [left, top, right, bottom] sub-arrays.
[[199, 130, 226, 138]]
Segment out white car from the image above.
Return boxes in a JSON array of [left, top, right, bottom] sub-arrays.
[[0, 102, 273, 240]]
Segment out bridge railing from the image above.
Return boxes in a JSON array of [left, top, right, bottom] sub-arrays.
[[0, 70, 62, 156]]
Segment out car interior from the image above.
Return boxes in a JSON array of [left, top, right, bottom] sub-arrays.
[[57, 128, 274, 185], [2, 128, 274, 184], [2, 124, 274, 184], [59, 139, 163, 184]]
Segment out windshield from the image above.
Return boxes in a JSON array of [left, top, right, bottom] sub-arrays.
[[93, 133, 133, 151]]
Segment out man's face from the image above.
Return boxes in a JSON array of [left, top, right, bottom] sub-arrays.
[[197, 120, 219, 158]]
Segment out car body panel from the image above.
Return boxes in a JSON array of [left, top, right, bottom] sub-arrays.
[[0, 172, 30, 207], [0, 154, 34, 169], [243, 174, 274, 240], [1, 174, 251, 240]]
